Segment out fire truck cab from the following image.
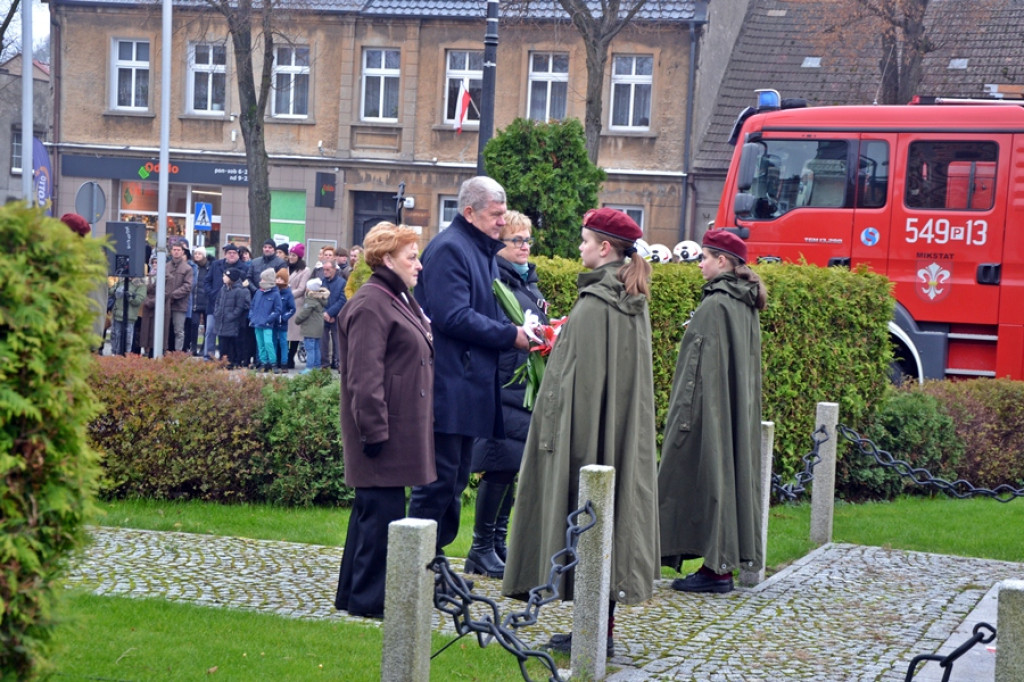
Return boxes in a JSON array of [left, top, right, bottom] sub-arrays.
[[715, 90, 1024, 380]]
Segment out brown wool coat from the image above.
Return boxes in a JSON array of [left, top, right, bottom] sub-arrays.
[[338, 270, 437, 488]]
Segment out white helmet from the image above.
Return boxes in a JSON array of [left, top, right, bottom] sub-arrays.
[[674, 240, 702, 263], [633, 238, 653, 261], [649, 243, 672, 264]]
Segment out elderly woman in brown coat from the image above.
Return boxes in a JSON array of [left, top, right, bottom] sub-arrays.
[[334, 222, 436, 619]]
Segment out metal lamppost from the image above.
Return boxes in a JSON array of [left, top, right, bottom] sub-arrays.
[[476, 0, 499, 175]]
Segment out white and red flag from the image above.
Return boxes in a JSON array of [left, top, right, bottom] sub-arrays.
[[455, 79, 472, 133]]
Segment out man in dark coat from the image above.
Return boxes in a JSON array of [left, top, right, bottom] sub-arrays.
[[409, 176, 529, 556], [320, 260, 347, 370], [203, 244, 241, 359]]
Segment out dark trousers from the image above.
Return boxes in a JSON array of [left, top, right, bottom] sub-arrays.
[[321, 321, 340, 368], [334, 486, 406, 616], [408, 432, 474, 554], [219, 335, 241, 367]]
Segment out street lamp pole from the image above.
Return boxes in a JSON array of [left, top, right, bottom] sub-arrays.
[[476, 0, 499, 176]]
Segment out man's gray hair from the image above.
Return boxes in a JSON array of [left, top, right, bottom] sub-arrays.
[[458, 176, 506, 213]]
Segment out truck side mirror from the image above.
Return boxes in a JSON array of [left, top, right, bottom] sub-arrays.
[[736, 142, 761, 191], [734, 192, 756, 218]]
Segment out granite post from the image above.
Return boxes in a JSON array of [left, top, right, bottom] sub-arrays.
[[571, 464, 616, 681], [996, 579, 1024, 681], [810, 402, 838, 545], [381, 518, 437, 682], [740, 420, 775, 586]]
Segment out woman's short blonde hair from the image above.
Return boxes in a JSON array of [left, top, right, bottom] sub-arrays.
[[500, 210, 532, 241], [362, 222, 421, 268]]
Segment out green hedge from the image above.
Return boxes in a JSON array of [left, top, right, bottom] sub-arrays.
[[1, 205, 107, 679]]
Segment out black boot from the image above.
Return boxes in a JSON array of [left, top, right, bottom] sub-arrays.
[[464, 480, 506, 578], [493, 483, 514, 563]]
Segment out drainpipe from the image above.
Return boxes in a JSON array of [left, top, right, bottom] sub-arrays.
[[680, 4, 709, 242]]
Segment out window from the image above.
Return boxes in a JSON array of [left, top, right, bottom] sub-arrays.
[[528, 52, 568, 122], [272, 45, 310, 118], [361, 48, 400, 121], [11, 130, 22, 174], [604, 205, 644, 231], [856, 140, 889, 209], [610, 54, 652, 130], [740, 139, 852, 219], [905, 141, 997, 210], [111, 39, 150, 110], [440, 196, 459, 230], [188, 43, 227, 114], [445, 50, 483, 126]]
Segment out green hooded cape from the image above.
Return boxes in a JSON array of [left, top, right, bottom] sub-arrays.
[[502, 262, 660, 605]]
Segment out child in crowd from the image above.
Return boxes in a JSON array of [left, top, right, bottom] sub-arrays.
[[293, 277, 329, 372], [273, 267, 296, 373], [214, 267, 251, 369], [249, 267, 283, 373], [108, 275, 146, 356]]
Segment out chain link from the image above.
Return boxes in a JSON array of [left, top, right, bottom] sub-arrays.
[[771, 425, 828, 501], [427, 500, 597, 682], [904, 622, 996, 681]]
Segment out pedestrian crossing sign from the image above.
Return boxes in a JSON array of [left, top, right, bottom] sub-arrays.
[[194, 202, 213, 231]]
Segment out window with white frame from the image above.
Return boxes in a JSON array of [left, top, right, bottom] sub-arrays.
[[528, 52, 568, 122], [272, 45, 310, 118], [439, 196, 459, 230], [605, 205, 644, 231], [445, 50, 483, 126], [610, 54, 653, 130], [111, 39, 150, 110], [11, 129, 22, 174], [361, 48, 400, 121], [188, 42, 227, 114]]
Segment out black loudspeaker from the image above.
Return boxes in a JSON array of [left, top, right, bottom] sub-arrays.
[[106, 222, 147, 277]]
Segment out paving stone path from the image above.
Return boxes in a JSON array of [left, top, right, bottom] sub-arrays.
[[67, 527, 1021, 681]]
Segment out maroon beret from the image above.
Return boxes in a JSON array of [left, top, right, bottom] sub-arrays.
[[583, 208, 642, 243], [702, 230, 748, 263], [60, 213, 91, 237]]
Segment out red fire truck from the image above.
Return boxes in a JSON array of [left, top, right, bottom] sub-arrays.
[[714, 90, 1024, 380]]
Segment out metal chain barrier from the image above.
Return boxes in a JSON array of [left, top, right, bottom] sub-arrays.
[[838, 424, 1024, 502], [427, 500, 597, 682], [904, 621, 996, 681], [771, 425, 828, 501]]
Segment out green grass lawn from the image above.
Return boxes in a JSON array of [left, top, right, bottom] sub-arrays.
[[47, 494, 1024, 680]]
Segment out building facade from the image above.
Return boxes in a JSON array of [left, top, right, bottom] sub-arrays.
[[49, 0, 706, 256], [2, 55, 51, 205]]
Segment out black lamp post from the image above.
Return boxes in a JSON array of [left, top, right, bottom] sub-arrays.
[[476, 0, 499, 175]]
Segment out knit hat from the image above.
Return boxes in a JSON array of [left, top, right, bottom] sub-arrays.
[[702, 230, 748, 263], [276, 267, 289, 288], [226, 267, 242, 282], [263, 239, 277, 249], [223, 243, 239, 253], [60, 213, 91, 237], [259, 268, 276, 288], [276, 243, 290, 254], [582, 208, 642, 243], [306, 278, 322, 292], [290, 243, 305, 258]]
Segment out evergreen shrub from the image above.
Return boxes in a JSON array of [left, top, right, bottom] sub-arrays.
[[0, 205, 107, 679]]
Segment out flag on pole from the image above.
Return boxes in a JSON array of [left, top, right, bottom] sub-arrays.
[[455, 79, 472, 133]]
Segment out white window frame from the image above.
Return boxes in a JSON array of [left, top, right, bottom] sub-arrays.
[[111, 39, 150, 111], [528, 52, 569, 122], [187, 42, 228, 114], [609, 54, 653, 131], [361, 48, 400, 122], [444, 50, 483, 127], [11, 129, 22, 175], [439, 196, 459, 231], [604, 205, 645, 232], [272, 45, 310, 119]]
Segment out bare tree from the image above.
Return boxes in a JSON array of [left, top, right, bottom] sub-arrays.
[[505, 0, 655, 162], [1, 0, 22, 62], [202, 0, 276, 247]]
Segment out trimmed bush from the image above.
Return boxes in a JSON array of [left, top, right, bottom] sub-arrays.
[[1, 205, 107, 679]]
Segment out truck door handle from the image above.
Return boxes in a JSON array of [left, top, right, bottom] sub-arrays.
[[977, 263, 1001, 285], [828, 257, 851, 268]]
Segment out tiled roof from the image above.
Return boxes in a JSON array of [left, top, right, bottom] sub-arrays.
[[694, 0, 1024, 172]]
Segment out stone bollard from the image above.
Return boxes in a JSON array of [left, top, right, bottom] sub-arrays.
[[810, 402, 838, 546], [571, 464, 616, 681], [740, 421, 775, 586], [381, 518, 437, 682], [996, 579, 1024, 681]]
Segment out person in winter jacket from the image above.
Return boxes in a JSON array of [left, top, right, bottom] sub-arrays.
[[108, 276, 146, 355], [285, 243, 312, 368], [248, 267, 283, 372], [657, 230, 768, 595], [502, 208, 659, 659], [203, 244, 242, 359], [467, 211, 549, 579], [213, 267, 251, 369], [293, 277, 329, 371], [273, 268, 296, 373]]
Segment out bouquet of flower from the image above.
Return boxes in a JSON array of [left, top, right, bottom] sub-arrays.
[[493, 279, 566, 410]]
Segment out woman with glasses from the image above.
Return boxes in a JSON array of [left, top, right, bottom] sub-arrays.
[[465, 211, 549, 579]]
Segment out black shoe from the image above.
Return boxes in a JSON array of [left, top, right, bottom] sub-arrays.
[[543, 632, 615, 658], [671, 571, 734, 594], [347, 610, 384, 620]]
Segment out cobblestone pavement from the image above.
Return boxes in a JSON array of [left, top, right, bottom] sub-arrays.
[[67, 527, 1021, 681]]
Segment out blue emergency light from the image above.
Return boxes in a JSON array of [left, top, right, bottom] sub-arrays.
[[755, 89, 781, 111]]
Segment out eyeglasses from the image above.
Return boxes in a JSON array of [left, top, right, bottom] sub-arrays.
[[503, 237, 534, 248]]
